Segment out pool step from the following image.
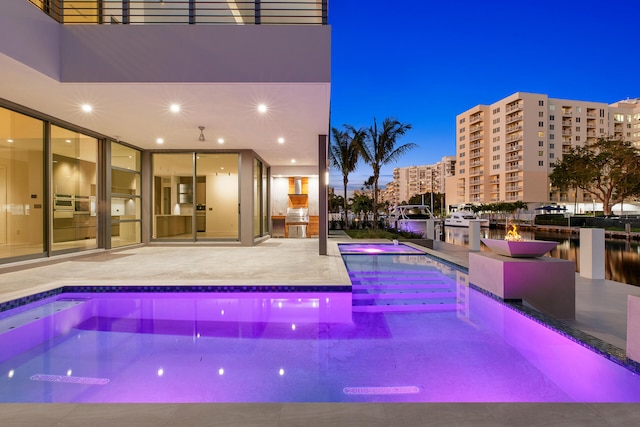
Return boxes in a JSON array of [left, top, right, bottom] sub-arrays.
[[349, 271, 459, 313]]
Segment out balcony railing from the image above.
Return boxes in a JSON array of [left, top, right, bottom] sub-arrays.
[[28, 0, 328, 25]]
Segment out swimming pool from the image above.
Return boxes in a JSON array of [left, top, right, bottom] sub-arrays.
[[1, 250, 639, 403]]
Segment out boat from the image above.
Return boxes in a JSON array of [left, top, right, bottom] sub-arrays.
[[444, 211, 489, 228], [388, 205, 433, 236]]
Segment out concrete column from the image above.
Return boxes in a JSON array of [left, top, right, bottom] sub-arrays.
[[580, 228, 605, 279], [426, 219, 436, 240], [469, 220, 481, 251], [318, 134, 328, 255]]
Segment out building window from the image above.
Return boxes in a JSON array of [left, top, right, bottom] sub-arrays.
[[550, 124, 555, 130], [538, 131, 544, 137], [538, 141, 544, 147], [600, 109, 605, 117], [459, 118, 466, 124], [492, 164, 500, 170], [111, 143, 142, 248], [576, 117, 581, 123], [550, 143, 555, 149], [550, 134, 555, 139], [576, 136, 581, 141], [539, 100, 544, 106], [492, 107, 501, 114], [576, 127, 580, 132], [550, 115, 555, 120], [538, 151, 544, 156], [539, 111, 544, 117], [549, 153, 554, 159], [538, 161, 544, 166], [550, 105, 555, 111], [539, 121, 544, 127]]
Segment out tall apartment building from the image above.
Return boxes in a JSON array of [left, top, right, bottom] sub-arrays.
[[446, 93, 640, 211], [389, 156, 456, 206], [0, 1, 331, 265]]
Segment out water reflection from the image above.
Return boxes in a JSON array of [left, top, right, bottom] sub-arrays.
[[443, 227, 640, 287]]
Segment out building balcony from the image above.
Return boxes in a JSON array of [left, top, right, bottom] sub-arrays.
[[562, 121, 572, 126], [457, 190, 466, 196], [469, 151, 482, 159], [469, 188, 481, 195], [505, 134, 523, 143], [469, 178, 481, 185], [506, 124, 523, 134], [469, 141, 482, 150], [457, 182, 466, 188], [490, 197, 501, 202], [506, 185, 523, 192], [469, 169, 484, 176], [489, 178, 500, 184], [505, 195, 521, 201], [506, 103, 522, 113], [505, 144, 522, 153], [505, 164, 522, 172], [470, 125, 483, 132], [505, 175, 521, 183], [31, 0, 329, 25], [469, 160, 483, 167], [562, 131, 572, 136], [505, 114, 523, 124], [505, 154, 522, 162], [470, 114, 483, 123], [469, 133, 484, 142], [562, 110, 572, 116]]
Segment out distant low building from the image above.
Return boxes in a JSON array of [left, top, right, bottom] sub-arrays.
[[388, 156, 456, 206]]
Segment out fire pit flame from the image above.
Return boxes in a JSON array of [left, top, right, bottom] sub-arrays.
[[505, 224, 523, 242]]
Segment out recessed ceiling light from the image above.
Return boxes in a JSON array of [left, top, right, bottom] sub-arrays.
[[156, 138, 164, 144], [217, 138, 224, 144], [169, 104, 180, 113], [278, 137, 285, 144], [65, 139, 72, 143], [221, 167, 225, 170], [81, 104, 92, 113], [7, 139, 14, 143], [291, 159, 296, 163], [257, 104, 267, 113]]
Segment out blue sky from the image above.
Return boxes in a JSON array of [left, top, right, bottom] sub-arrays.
[[328, 0, 639, 196]]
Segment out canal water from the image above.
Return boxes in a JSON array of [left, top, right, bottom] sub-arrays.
[[444, 227, 640, 287]]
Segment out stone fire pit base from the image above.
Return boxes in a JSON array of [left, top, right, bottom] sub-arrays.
[[469, 252, 575, 319]]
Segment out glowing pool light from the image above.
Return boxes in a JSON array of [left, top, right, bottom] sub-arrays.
[[364, 248, 383, 253]]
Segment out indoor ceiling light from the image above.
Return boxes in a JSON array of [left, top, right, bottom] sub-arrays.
[[81, 104, 92, 113], [278, 137, 285, 144], [291, 159, 296, 163], [199, 126, 205, 142], [170, 104, 180, 113], [156, 138, 164, 144], [257, 104, 267, 114], [217, 138, 224, 144]]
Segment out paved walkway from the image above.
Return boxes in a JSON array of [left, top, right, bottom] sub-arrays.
[[2, 236, 640, 426]]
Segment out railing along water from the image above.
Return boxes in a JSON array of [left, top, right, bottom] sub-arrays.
[[28, 0, 328, 25]]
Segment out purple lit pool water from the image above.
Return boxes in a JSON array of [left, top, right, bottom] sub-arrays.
[[338, 243, 424, 254], [1, 254, 640, 403]]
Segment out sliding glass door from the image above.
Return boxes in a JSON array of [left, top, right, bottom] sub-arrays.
[[152, 153, 239, 241]]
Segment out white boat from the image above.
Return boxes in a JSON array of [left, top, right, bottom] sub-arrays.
[[388, 205, 432, 236], [444, 211, 489, 228]]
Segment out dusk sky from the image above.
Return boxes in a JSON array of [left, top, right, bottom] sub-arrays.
[[327, 0, 639, 196]]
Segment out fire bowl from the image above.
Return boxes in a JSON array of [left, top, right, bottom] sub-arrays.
[[480, 238, 558, 258]]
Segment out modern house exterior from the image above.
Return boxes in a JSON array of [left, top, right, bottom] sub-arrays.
[[446, 92, 640, 213], [0, 0, 331, 265]]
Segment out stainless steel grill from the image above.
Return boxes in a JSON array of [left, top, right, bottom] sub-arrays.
[[285, 207, 309, 238]]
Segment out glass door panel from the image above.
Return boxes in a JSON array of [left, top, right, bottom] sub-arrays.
[[152, 153, 194, 240], [0, 107, 45, 260], [51, 125, 98, 252], [195, 154, 239, 240]]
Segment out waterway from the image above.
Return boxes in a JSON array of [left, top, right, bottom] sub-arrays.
[[443, 226, 640, 287]]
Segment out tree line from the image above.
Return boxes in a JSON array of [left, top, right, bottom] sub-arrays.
[[330, 117, 415, 229]]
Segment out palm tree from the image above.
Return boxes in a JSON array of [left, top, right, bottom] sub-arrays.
[[330, 126, 365, 229], [359, 117, 415, 229]]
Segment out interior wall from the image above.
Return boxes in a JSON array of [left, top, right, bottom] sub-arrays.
[[206, 173, 238, 233]]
